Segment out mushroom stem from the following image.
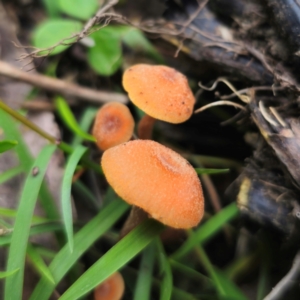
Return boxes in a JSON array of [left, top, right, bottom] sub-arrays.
[[120, 206, 149, 238], [137, 114, 156, 139]]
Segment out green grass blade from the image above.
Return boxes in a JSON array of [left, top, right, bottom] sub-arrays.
[[0, 269, 19, 279], [4, 144, 56, 300], [0, 109, 33, 171], [156, 239, 173, 300], [196, 245, 248, 299], [195, 168, 230, 175], [0, 207, 48, 223], [0, 140, 18, 153], [61, 145, 87, 252], [0, 109, 61, 222], [30, 198, 129, 300], [0, 223, 64, 246], [27, 243, 55, 284], [0, 165, 24, 184], [71, 107, 98, 147], [196, 245, 225, 295], [60, 220, 165, 300], [171, 202, 239, 260], [55, 96, 96, 142], [134, 242, 156, 300], [169, 260, 212, 286]]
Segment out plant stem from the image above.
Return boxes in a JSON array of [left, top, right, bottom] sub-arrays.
[[0, 100, 102, 174]]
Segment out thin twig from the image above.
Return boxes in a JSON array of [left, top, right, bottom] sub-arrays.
[[263, 251, 300, 300], [258, 101, 279, 127], [220, 86, 285, 100], [194, 100, 246, 114], [269, 106, 287, 128], [0, 61, 127, 104], [198, 78, 250, 103], [78, 0, 119, 40]]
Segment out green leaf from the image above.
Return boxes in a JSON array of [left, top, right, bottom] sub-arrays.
[[171, 202, 239, 260], [4, 144, 56, 300], [42, 0, 61, 18], [30, 198, 129, 300], [0, 140, 18, 153], [87, 27, 122, 76], [156, 239, 173, 300], [27, 243, 55, 284], [32, 19, 82, 55], [61, 145, 87, 252], [0, 269, 19, 279], [58, 0, 98, 20], [60, 220, 165, 300], [134, 242, 156, 300], [117, 26, 164, 63], [55, 96, 96, 142], [195, 168, 230, 175]]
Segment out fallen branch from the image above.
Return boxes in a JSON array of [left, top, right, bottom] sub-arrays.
[[0, 60, 127, 104]]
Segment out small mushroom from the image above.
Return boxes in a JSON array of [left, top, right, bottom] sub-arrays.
[[101, 140, 204, 229], [92, 102, 135, 151], [123, 64, 195, 139], [94, 272, 125, 300]]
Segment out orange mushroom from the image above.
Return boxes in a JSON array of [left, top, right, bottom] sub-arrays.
[[122, 64, 195, 139], [101, 140, 204, 229], [94, 272, 125, 300], [92, 102, 134, 151]]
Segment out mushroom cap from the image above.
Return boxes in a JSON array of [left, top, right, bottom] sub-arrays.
[[122, 64, 195, 124], [101, 140, 204, 228], [92, 102, 134, 151], [94, 272, 125, 300]]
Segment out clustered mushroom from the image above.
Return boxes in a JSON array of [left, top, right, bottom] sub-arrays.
[[94, 272, 125, 300], [123, 64, 196, 139], [102, 139, 204, 229], [92, 102, 134, 151], [92, 64, 205, 297]]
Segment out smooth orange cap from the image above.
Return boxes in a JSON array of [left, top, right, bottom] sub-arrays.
[[94, 272, 125, 300], [92, 102, 134, 151], [101, 140, 204, 228], [122, 64, 195, 123]]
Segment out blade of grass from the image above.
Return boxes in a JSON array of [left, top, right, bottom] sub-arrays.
[[0, 140, 18, 153], [0, 223, 64, 246], [71, 107, 98, 147], [0, 207, 48, 223], [4, 144, 56, 300], [73, 180, 100, 210], [0, 269, 19, 279], [0, 165, 24, 184], [55, 96, 96, 142], [61, 145, 87, 252], [171, 202, 239, 260], [195, 168, 230, 175], [0, 109, 61, 220], [156, 239, 173, 300], [169, 259, 212, 286], [134, 242, 156, 300], [30, 198, 129, 300], [60, 220, 165, 300], [196, 245, 248, 300], [27, 243, 55, 284]]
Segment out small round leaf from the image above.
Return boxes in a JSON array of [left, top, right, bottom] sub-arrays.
[[87, 27, 122, 76], [58, 0, 98, 20], [32, 19, 82, 56]]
